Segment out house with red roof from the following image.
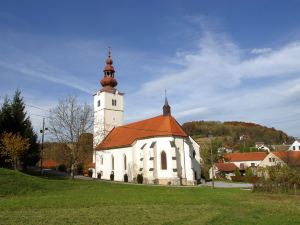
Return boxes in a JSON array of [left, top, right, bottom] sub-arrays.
[[209, 162, 237, 180], [224, 152, 267, 170], [92, 50, 201, 185], [259, 151, 300, 168]]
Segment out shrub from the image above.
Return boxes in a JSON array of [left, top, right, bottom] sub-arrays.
[[124, 174, 128, 182], [88, 169, 93, 177], [246, 167, 253, 177], [137, 174, 143, 184], [254, 165, 300, 195], [58, 164, 66, 172], [97, 173, 102, 179], [234, 168, 241, 176], [110, 172, 114, 181]]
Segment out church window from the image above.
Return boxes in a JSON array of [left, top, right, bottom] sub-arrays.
[[141, 143, 147, 150], [97, 100, 101, 107], [100, 156, 103, 165], [111, 155, 114, 170], [150, 142, 156, 148], [112, 99, 117, 106], [293, 146, 296, 150], [170, 141, 176, 148], [124, 155, 127, 170], [161, 151, 167, 170]]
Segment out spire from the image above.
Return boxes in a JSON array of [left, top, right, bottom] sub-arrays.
[[163, 89, 171, 116], [100, 47, 118, 92]]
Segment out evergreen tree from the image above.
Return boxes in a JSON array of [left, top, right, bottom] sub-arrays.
[[0, 90, 39, 168]]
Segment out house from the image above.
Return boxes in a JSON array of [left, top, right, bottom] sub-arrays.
[[209, 162, 237, 180], [259, 151, 300, 167], [288, 139, 300, 151], [223, 152, 267, 171], [93, 50, 201, 185], [255, 142, 270, 152]]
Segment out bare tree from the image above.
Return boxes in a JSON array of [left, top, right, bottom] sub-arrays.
[[49, 96, 93, 178]]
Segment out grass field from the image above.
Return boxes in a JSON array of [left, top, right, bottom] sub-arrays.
[[1, 168, 300, 225]]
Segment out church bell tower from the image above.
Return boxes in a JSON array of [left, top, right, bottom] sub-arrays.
[[93, 48, 124, 150]]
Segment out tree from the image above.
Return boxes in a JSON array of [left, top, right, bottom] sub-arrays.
[[49, 96, 93, 178], [0, 132, 30, 170], [0, 90, 39, 168]]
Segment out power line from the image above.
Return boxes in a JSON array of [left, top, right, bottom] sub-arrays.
[[26, 104, 50, 112]]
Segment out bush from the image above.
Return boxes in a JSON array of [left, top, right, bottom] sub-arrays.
[[137, 174, 143, 184], [234, 168, 241, 176], [124, 174, 128, 182], [254, 165, 300, 195], [110, 172, 114, 181], [88, 169, 93, 177], [58, 164, 66, 172], [97, 173, 102, 179], [246, 167, 253, 177]]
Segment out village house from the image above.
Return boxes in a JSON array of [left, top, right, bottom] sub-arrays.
[[92, 50, 201, 185], [209, 162, 237, 180], [259, 151, 300, 167], [288, 139, 300, 151], [255, 142, 270, 152], [223, 152, 267, 176]]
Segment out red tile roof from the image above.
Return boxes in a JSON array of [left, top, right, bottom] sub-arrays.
[[96, 115, 187, 150], [214, 163, 237, 172], [272, 151, 300, 166], [224, 152, 267, 162], [42, 160, 59, 168]]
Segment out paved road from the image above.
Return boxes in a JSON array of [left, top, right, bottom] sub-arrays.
[[74, 176, 253, 189], [203, 181, 253, 189]]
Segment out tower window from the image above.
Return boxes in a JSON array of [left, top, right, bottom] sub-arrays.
[[124, 154, 127, 170], [161, 151, 167, 170], [97, 100, 101, 107], [112, 99, 117, 106]]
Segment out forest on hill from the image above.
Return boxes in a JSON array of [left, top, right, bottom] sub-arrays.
[[182, 121, 294, 151]]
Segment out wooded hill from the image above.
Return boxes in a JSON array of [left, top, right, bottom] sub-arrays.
[[182, 121, 294, 151]]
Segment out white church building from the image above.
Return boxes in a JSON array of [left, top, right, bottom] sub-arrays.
[[93, 50, 201, 185]]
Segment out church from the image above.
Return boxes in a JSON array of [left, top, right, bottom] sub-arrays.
[[93, 49, 201, 185]]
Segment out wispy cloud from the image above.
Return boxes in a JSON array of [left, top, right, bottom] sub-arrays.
[[128, 24, 300, 136], [251, 48, 272, 54]]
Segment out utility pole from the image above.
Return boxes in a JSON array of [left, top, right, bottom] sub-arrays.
[[209, 135, 215, 189], [40, 118, 48, 174]]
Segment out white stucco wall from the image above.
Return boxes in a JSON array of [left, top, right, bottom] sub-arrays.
[[93, 90, 124, 147], [289, 140, 300, 151], [259, 152, 285, 167], [93, 90, 124, 163], [94, 135, 201, 185], [231, 160, 262, 169]]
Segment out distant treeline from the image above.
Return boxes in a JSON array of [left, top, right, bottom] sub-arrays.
[[182, 121, 294, 149]]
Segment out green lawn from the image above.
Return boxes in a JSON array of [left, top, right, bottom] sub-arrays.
[[1, 168, 300, 225]]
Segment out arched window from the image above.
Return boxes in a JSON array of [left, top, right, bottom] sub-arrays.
[[161, 151, 167, 170], [100, 156, 103, 165], [124, 154, 127, 170], [111, 155, 114, 170]]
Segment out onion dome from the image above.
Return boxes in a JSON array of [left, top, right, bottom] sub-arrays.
[[100, 47, 118, 91]]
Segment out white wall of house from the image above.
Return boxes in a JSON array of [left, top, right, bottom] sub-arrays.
[[231, 160, 262, 169], [288, 140, 300, 151], [259, 152, 285, 167], [94, 135, 201, 185]]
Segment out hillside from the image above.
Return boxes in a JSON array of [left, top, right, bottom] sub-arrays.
[[182, 121, 294, 150]]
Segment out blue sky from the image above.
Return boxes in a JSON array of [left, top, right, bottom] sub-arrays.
[[1, 0, 300, 138]]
